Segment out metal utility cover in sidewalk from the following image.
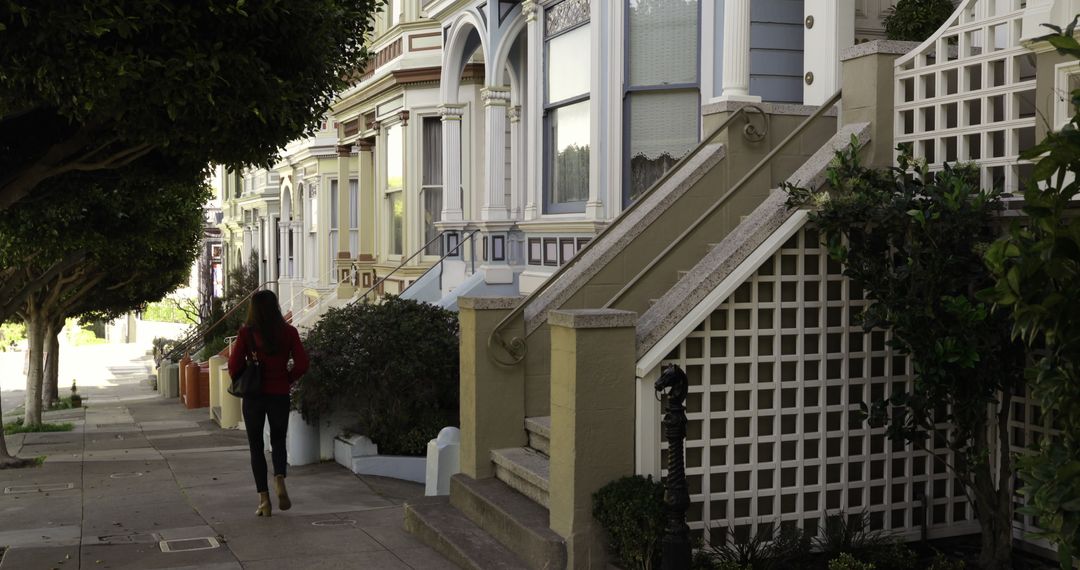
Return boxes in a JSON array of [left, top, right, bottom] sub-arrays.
[[4, 482, 75, 494], [158, 537, 221, 553]]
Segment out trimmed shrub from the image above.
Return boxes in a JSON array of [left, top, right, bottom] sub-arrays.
[[830, 553, 876, 570], [593, 475, 666, 570], [291, 295, 459, 456], [882, 0, 957, 42]]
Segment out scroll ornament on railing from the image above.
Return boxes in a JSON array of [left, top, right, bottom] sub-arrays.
[[655, 363, 691, 570]]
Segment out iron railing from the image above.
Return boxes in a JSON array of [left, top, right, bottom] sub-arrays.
[[486, 91, 842, 366], [601, 90, 843, 309], [484, 102, 773, 366], [164, 280, 277, 361], [351, 229, 479, 305]]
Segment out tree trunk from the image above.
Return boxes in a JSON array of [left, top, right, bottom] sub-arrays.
[[976, 489, 1014, 570], [43, 320, 60, 408], [23, 304, 46, 427]]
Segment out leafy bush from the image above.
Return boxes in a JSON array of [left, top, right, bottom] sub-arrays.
[[927, 552, 966, 570], [982, 21, 1080, 565], [592, 475, 666, 570], [786, 142, 1022, 569], [291, 295, 459, 456], [882, 0, 956, 42], [829, 553, 875, 570], [861, 541, 917, 570], [816, 512, 889, 559], [706, 523, 810, 570]]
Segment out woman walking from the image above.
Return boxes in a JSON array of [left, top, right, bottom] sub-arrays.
[[228, 290, 309, 517]]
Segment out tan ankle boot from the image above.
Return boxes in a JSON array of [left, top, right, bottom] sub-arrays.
[[274, 475, 291, 511], [256, 491, 272, 517]]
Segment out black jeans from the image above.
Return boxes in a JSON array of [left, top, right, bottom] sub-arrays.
[[242, 394, 290, 493]]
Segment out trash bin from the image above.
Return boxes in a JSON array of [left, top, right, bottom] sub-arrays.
[[208, 355, 224, 421], [160, 363, 180, 399], [217, 363, 241, 429]]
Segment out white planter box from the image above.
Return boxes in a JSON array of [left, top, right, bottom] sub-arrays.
[[351, 455, 427, 484], [285, 410, 320, 466], [332, 434, 427, 484]]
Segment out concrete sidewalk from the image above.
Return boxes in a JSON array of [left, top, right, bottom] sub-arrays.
[[0, 351, 456, 569]]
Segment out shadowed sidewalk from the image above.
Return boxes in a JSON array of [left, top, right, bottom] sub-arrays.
[[0, 349, 455, 569]]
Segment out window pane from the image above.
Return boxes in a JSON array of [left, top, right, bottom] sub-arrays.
[[628, 0, 698, 86], [387, 123, 404, 189], [628, 90, 699, 202], [547, 25, 590, 104], [349, 180, 359, 229], [423, 117, 443, 186], [548, 99, 590, 207], [424, 188, 442, 255], [310, 191, 318, 232], [389, 192, 403, 255], [330, 180, 339, 230]]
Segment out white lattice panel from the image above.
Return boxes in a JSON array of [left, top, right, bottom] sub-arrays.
[[658, 227, 979, 545], [895, 0, 1037, 193]]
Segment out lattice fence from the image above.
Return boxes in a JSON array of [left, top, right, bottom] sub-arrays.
[[658, 226, 980, 545], [894, 0, 1036, 194]]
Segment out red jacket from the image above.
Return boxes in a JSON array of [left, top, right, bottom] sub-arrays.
[[228, 324, 309, 396]]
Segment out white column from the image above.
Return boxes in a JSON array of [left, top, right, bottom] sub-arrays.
[[439, 105, 465, 222], [508, 105, 522, 220], [803, 0, 854, 106], [523, 0, 542, 220], [278, 223, 287, 279], [257, 216, 267, 286], [481, 87, 510, 221], [719, 0, 760, 103], [336, 145, 353, 258], [586, 0, 611, 221]]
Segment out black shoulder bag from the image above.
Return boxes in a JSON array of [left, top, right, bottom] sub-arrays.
[[228, 328, 263, 398]]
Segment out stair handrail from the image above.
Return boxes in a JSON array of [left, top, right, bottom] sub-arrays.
[[485, 103, 772, 366], [601, 90, 844, 310], [165, 279, 278, 361], [351, 229, 479, 306], [388, 229, 482, 301]]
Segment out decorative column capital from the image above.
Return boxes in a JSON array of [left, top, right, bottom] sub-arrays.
[[522, 0, 539, 22], [481, 87, 511, 108], [356, 139, 374, 152], [507, 105, 522, 123], [438, 104, 465, 121], [336, 144, 353, 157]]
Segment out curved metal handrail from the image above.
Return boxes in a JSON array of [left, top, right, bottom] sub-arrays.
[[602, 90, 843, 309], [385, 229, 482, 302], [165, 279, 278, 361], [351, 229, 479, 306], [485, 103, 772, 366]]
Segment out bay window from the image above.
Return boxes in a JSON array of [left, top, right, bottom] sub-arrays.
[[625, 0, 700, 204], [422, 116, 443, 255], [544, 0, 591, 214], [386, 122, 404, 256]]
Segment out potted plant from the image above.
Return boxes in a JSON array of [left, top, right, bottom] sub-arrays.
[[69, 380, 82, 408]]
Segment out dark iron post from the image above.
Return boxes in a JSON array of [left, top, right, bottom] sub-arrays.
[[655, 364, 691, 570]]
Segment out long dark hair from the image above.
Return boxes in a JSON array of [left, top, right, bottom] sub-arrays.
[[245, 290, 287, 354]]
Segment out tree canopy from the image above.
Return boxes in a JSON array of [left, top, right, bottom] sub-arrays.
[[0, 157, 209, 427], [0, 0, 382, 209]]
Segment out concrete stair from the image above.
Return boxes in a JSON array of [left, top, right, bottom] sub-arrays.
[[405, 417, 566, 570], [449, 474, 566, 570], [525, 416, 550, 455], [491, 446, 550, 508], [404, 496, 532, 570]]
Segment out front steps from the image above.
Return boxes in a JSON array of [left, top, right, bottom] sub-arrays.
[[405, 417, 565, 570], [491, 446, 550, 507]]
